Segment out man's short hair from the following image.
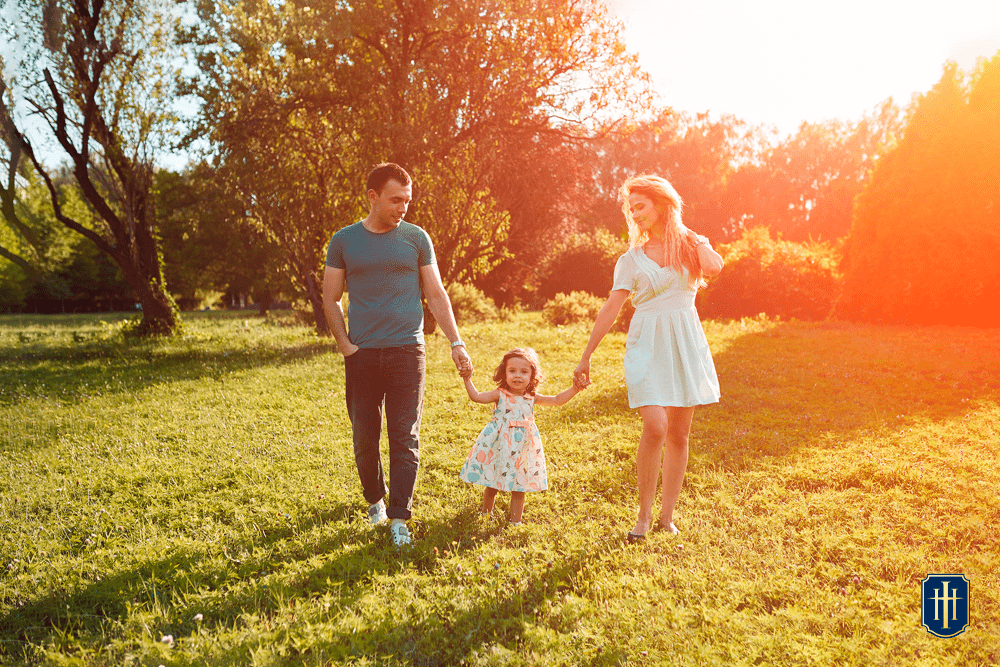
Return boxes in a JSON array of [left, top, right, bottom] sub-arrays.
[[366, 163, 412, 195]]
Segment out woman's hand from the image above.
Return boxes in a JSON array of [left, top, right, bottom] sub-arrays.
[[574, 358, 592, 389]]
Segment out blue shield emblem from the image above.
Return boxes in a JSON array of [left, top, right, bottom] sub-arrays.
[[921, 574, 970, 638]]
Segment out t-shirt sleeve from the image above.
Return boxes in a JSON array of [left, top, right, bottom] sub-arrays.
[[416, 226, 436, 267], [611, 252, 636, 293], [325, 234, 344, 269]]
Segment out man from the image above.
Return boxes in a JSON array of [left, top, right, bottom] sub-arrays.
[[323, 163, 472, 547]]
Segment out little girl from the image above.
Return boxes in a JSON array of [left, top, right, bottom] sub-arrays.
[[459, 347, 584, 525]]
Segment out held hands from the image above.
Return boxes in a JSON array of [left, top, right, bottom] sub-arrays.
[[573, 358, 592, 390], [452, 345, 473, 379]]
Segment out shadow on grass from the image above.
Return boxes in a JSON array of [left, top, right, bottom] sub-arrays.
[[562, 321, 1000, 475], [0, 500, 626, 666], [0, 500, 354, 659], [282, 508, 628, 666], [6, 319, 998, 664], [0, 339, 333, 406]]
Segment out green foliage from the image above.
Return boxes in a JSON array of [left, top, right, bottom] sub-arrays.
[[537, 229, 623, 302], [724, 106, 904, 242], [0, 167, 131, 311], [446, 281, 499, 326], [2, 312, 999, 665], [578, 105, 903, 246], [1, 0, 183, 333], [156, 164, 288, 312], [837, 55, 1000, 326], [183, 0, 651, 333], [542, 291, 604, 326], [699, 227, 842, 321]]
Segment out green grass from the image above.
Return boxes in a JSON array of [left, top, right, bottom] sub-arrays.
[[1, 311, 998, 666]]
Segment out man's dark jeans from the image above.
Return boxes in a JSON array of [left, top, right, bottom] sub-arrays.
[[344, 345, 425, 520]]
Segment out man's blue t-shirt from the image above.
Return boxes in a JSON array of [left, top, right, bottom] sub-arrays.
[[326, 221, 436, 348]]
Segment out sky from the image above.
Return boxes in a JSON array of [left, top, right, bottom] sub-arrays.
[[605, 0, 1000, 135], [5, 0, 1000, 168]]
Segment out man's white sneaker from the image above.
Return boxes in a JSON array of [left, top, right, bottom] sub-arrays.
[[367, 501, 387, 525], [389, 522, 411, 547]]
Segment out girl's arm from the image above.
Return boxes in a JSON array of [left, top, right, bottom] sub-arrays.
[[535, 384, 582, 407], [465, 376, 501, 404], [574, 289, 630, 386]]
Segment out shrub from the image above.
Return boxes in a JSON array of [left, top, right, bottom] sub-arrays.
[[497, 302, 522, 322], [698, 227, 842, 321], [542, 291, 603, 326], [447, 282, 498, 325], [537, 229, 624, 302]]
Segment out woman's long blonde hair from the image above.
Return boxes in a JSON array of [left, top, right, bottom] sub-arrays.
[[620, 174, 705, 289]]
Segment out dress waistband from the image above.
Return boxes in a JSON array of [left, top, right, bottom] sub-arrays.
[[633, 295, 697, 315]]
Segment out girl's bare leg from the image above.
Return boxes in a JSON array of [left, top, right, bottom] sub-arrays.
[[658, 406, 695, 533], [482, 487, 499, 515], [509, 491, 526, 523], [633, 406, 669, 536]]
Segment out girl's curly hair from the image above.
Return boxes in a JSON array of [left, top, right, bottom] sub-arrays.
[[491, 347, 545, 395]]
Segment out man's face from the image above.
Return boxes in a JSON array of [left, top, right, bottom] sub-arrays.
[[368, 179, 412, 230]]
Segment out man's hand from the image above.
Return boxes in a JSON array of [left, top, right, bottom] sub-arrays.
[[453, 345, 473, 378], [340, 341, 360, 357]]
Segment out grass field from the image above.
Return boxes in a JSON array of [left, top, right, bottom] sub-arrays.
[[1, 310, 998, 666]]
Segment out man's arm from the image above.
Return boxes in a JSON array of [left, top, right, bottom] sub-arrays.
[[322, 266, 359, 356], [419, 263, 472, 374]]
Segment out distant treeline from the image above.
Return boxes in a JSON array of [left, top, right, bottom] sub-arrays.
[[2, 0, 998, 329]]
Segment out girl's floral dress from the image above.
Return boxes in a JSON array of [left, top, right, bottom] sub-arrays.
[[459, 388, 548, 492]]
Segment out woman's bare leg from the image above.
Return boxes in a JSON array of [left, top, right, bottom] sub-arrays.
[[633, 406, 669, 536], [658, 406, 695, 533]]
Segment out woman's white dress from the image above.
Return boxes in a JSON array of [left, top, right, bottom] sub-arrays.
[[613, 247, 720, 408]]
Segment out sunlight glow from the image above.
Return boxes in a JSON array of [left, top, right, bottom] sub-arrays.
[[607, 0, 1000, 135]]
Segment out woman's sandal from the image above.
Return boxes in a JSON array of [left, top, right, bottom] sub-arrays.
[[626, 531, 646, 544]]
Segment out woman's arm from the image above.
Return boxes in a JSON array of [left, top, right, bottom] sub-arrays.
[[694, 235, 724, 277], [574, 289, 631, 386], [465, 376, 501, 404], [535, 384, 582, 407]]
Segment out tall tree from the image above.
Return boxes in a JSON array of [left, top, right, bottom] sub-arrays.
[[184, 0, 650, 333], [837, 56, 1000, 326], [1, 0, 182, 333]]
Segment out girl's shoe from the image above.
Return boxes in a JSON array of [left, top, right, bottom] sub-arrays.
[[390, 522, 411, 547], [508, 521, 523, 527]]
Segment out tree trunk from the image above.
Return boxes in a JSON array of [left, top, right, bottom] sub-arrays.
[[304, 271, 331, 336], [257, 286, 272, 316], [122, 258, 177, 335], [136, 280, 178, 335]]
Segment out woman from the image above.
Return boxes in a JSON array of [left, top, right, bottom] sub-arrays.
[[574, 174, 724, 542]]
